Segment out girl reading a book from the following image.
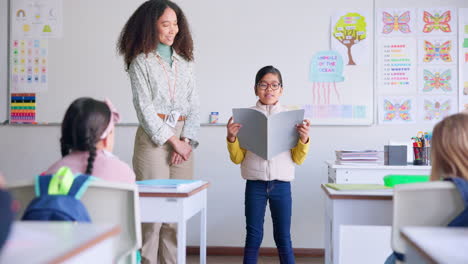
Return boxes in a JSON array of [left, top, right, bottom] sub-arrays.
[[226, 65, 310, 264]]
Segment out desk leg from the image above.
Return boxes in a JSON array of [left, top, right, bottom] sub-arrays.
[[178, 220, 187, 264], [200, 206, 207, 264]]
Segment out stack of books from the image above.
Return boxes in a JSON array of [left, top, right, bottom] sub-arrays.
[[335, 150, 382, 165], [136, 179, 204, 193]]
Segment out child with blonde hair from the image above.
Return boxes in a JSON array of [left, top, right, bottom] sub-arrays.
[[430, 112, 468, 181]]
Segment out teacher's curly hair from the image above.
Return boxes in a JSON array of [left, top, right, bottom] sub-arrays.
[[117, 0, 194, 69]]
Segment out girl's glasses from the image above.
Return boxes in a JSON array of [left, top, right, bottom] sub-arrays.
[[257, 82, 282, 90]]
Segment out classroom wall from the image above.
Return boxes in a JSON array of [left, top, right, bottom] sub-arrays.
[[1, 0, 466, 250]]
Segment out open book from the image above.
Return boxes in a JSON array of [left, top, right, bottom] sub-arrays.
[[232, 108, 304, 160], [136, 179, 204, 193]]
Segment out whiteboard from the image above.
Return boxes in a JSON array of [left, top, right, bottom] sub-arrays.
[[179, 0, 374, 125], [6, 0, 377, 125]]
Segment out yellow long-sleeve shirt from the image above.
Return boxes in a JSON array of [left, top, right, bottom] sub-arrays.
[[226, 137, 310, 165]]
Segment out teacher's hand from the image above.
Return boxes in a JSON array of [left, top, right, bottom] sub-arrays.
[[168, 136, 192, 160], [170, 151, 189, 165]]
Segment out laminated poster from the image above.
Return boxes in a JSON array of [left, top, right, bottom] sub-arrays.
[[379, 96, 416, 124], [377, 38, 417, 94], [377, 8, 416, 37], [11, 39, 48, 92]]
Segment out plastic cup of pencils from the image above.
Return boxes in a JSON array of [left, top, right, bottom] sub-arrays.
[[413, 147, 430, 165]]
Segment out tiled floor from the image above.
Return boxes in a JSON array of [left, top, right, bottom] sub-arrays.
[[186, 255, 324, 264]]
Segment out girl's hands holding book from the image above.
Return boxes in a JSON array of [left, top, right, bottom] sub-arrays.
[[227, 117, 242, 143], [296, 119, 310, 144]]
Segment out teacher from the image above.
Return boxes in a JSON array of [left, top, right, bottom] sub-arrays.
[[117, 0, 200, 263]]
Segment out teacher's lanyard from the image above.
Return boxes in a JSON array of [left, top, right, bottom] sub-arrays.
[[156, 56, 177, 103]]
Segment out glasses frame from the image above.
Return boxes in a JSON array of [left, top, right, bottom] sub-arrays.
[[256, 82, 282, 91]]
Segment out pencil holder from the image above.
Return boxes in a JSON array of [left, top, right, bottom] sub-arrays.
[[413, 147, 430, 165]]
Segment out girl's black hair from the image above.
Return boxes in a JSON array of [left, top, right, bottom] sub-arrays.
[[117, 0, 194, 69], [254, 65, 283, 93], [60, 97, 111, 175]]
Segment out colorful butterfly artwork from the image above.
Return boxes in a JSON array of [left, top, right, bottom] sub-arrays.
[[422, 11, 451, 33], [383, 99, 412, 121], [382, 11, 411, 34], [423, 69, 452, 92], [423, 40, 452, 63], [424, 100, 451, 120]]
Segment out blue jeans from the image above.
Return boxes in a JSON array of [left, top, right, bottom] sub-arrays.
[[243, 180, 295, 264]]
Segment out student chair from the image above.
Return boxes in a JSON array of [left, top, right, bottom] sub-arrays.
[[391, 181, 464, 262], [8, 179, 142, 264]]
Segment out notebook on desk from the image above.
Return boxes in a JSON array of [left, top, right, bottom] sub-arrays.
[[136, 179, 204, 193], [325, 183, 392, 191]]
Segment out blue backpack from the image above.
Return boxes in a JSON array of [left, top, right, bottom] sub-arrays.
[[22, 168, 93, 222]]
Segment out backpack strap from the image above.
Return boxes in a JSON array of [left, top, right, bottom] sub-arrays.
[[444, 177, 468, 206], [35, 175, 53, 197], [48, 167, 74, 195], [67, 175, 94, 199]]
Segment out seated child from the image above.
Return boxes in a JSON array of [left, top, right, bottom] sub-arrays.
[[386, 113, 468, 263], [43, 97, 135, 183], [430, 112, 468, 226]]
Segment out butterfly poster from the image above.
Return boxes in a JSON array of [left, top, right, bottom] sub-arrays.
[[377, 38, 417, 94], [418, 66, 456, 95], [379, 96, 416, 124], [418, 37, 457, 65], [377, 8, 415, 36], [417, 8, 457, 35], [418, 96, 456, 123]]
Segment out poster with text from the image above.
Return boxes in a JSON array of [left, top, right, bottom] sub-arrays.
[[331, 10, 372, 66], [10, 39, 48, 92], [377, 38, 417, 94], [11, 0, 62, 38]]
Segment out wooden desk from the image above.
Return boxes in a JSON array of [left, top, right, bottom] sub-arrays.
[[139, 182, 209, 264], [321, 184, 393, 264], [0, 222, 120, 264], [401, 227, 468, 264], [326, 161, 431, 184]]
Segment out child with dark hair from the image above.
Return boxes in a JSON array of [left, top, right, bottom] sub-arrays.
[[42, 97, 135, 183], [227, 66, 311, 264]]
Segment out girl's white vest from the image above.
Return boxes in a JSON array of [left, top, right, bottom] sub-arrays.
[[240, 101, 296, 182]]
